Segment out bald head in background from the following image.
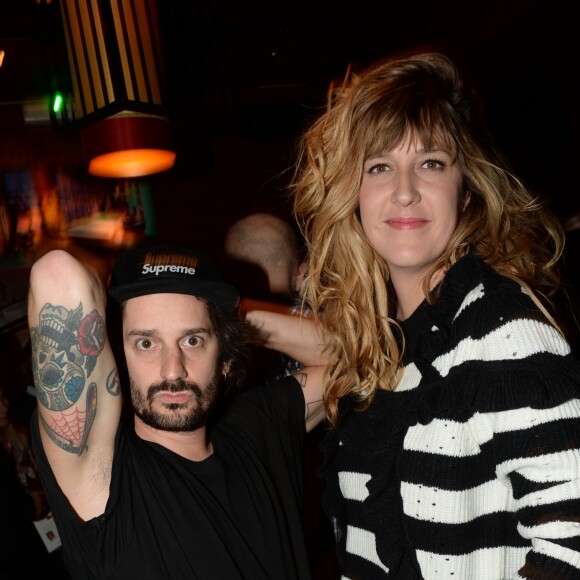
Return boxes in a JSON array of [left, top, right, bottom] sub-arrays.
[[224, 213, 305, 297]]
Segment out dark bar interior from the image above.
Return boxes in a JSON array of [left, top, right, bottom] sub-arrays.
[[1, 1, 578, 578]]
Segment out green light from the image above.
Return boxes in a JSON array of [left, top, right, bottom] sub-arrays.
[[53, 93, 63, 113]]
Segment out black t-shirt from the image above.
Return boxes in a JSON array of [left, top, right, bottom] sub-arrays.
[[31, 376, 311, 580]]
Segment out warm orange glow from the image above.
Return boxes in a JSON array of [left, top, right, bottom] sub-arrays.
[[88, 148, 176, 178]]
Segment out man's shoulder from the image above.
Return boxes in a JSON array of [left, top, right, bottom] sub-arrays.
[[215, 375, 304, 438], [233, 374, 302, 409]]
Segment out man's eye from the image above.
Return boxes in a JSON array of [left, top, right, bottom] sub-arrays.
[[136, 338, 153, 350], [184, 336, 203, 348]]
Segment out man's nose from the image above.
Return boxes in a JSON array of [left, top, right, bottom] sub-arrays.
[[160, 346, 187, 382]]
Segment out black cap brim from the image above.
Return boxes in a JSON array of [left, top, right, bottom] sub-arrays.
[[108, 277, 239, 311]]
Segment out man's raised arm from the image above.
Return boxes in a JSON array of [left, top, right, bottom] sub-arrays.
[[28, 250, 121, 520], [245, 309, 329, 431]]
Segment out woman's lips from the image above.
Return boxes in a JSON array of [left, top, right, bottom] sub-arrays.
[[387, 217, 428, 230]]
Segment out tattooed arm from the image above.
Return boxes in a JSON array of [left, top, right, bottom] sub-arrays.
[[28, 250, 121, 520], [292, 366, 326, 432], [245, 310, 329, 431]]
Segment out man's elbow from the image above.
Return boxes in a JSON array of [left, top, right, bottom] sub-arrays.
[[31, 249, 78, 285], [29, 250, 107, 321]]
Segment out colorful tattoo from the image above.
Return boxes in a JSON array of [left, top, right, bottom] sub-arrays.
[[39, 383, 97, 455], [31, 302, 106, 455]]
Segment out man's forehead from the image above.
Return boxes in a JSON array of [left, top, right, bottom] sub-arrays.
[[123, 292, 211, 323]]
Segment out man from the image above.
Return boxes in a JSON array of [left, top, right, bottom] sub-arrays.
[[224, 212, 306, 302], [27, 245, 324, 579], [224, 212, 309, 378]]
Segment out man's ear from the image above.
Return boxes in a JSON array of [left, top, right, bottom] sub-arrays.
[[222, 361, 232, 378], [295, 262, 307, 292]]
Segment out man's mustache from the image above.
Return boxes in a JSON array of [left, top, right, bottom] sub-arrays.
[[147, 379, 202, 401]]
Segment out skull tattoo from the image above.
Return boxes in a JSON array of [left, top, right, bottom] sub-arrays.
[[31, 302, 105, 454]]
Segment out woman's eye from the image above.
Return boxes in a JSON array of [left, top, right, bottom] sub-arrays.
[[136, 338, 153, 350], [368, 163, 390, 174], [421, 158, 446, 170]]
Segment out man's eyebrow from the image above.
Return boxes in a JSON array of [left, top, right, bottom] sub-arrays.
[[126, 327, 212, 337], [127, 329, 157, 337], [181, 327, 213, 336]]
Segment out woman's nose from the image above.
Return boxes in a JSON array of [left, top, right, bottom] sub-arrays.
[[391, 171, 421, 206]]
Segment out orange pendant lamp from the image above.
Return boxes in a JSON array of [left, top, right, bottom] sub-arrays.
[[59, 0, 176, 178]]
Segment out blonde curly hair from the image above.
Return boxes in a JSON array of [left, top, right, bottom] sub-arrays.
[[292, 51, 564, 426]]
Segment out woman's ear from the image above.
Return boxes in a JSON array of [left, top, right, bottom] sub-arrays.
[[295, 262, 307, 292]]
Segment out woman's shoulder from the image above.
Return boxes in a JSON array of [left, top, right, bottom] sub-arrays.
[[439, 254, 541, 326], [427, 255, 580, 411], [401, 254, 540, 359]]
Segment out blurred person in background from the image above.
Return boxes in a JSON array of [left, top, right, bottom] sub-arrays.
[[224, 211, 306, 298], [224, 212, 308, 377]]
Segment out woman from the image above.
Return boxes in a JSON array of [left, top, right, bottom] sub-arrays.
[[248, 52, 580, 578]]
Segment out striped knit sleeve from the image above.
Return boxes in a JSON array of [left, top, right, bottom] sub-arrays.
[[491, 397, 580, 577], [447, 280, 580, 577]]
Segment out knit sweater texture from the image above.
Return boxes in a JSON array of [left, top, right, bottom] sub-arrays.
[[320, 253, 580, 579]]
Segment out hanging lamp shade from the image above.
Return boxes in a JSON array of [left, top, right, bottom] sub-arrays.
[[83, 112, 175, 178], [59, 0, 175, 177]]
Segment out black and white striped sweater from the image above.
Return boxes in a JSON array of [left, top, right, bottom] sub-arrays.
[[321, 253, 580, 579]]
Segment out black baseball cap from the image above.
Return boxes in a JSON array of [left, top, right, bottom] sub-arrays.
[[108, 245, 239, 311]]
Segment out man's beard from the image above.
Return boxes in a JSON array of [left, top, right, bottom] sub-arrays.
[[131, 376, 219, 432]]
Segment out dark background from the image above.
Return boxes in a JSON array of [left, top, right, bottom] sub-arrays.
[[0, 4, 578, 577], [1, 0, 578, 259]]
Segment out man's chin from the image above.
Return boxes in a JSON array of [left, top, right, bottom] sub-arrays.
[[137, 408, 210, 432]]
